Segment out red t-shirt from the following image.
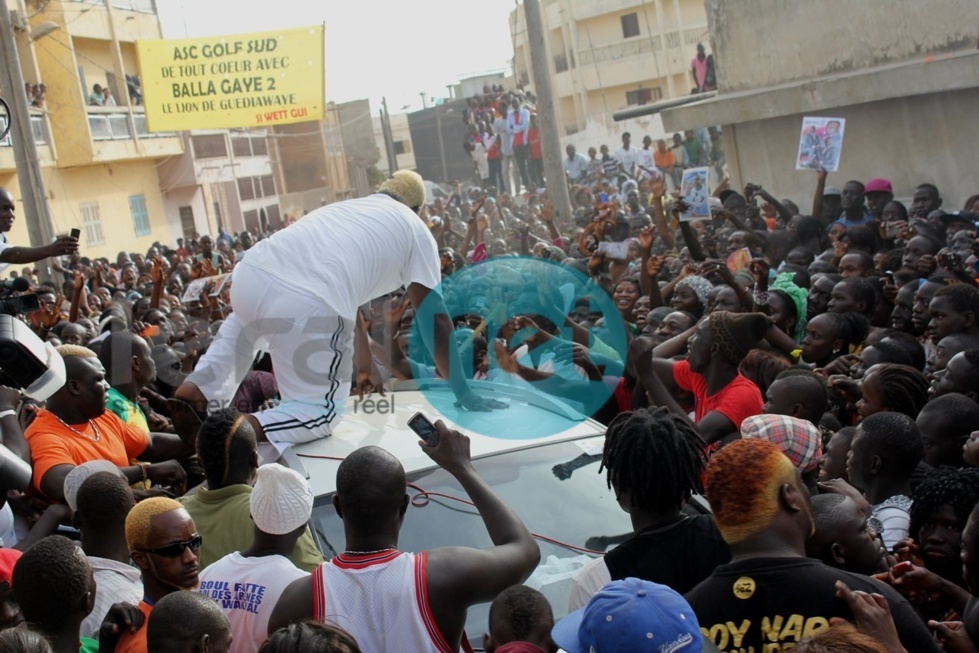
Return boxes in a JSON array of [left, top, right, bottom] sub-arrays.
[[672, 360, 762, 429], [528, 128, 542, 159]]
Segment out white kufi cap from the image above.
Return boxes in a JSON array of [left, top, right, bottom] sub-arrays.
[[250, 463, 314, 535]]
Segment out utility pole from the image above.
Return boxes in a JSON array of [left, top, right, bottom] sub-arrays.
[[523, 0, 573, 224], [0, 0, 56, 280], [380, 97, 398, 175], [434, 106, 447, 182]]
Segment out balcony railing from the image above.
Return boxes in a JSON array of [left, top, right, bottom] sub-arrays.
[[87, 109, 175, 141], [578, 24, 708, 67], [0, 114, 48, 147], [69, 0, 156, 13]]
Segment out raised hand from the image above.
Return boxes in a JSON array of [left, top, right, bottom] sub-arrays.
[[747, 259, 770, 286], [540, 200, 555, 223], [645, 254, 665, 277], [638, 225, 655, 252]]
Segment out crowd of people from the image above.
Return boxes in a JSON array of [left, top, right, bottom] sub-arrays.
[[1, 145, 979, 653], [463, 85, 724, 204]]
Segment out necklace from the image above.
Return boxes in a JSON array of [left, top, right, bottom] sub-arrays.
[[343, 547, 396, 556], [52, 413, 101, 442]]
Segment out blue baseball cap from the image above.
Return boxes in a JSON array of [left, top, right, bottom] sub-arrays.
[[551, 579, 704, 653]]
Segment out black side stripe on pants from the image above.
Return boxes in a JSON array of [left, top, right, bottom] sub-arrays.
[[262, 316, 345, 434]]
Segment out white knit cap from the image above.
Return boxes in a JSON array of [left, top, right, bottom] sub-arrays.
[[63, 460, 127, 512], [250, 463, 313, 535]]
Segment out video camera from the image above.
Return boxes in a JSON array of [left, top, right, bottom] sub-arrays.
[[0, 314, 67, 491], [0, 277, 39, 316]]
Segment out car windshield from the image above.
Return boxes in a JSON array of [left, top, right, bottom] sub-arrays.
[[307, 437, 632, 640]]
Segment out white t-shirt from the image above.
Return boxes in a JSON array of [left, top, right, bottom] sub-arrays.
[[0, 234, 11, 277], [635, 148, 657, 180], [242, 194, 441, 317], [614, 146, 638, 176], [199, 552, 309, 653]]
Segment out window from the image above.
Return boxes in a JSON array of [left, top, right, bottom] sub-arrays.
[[394, 141, 409, 155], [626, 87, 662, 106], [129, 194, 151, 237], [79, 202, 105, 246], [621, 13, 640, 38], [261, 175, 276, 197], [251, 136, 268, 156], [265, 204, 281, 227], [237, 177, 255, 201], [179, 206, 195, 241], [232, 137, 252, 157], [243, 209, 258, 229], [191, 134, 227, 159]]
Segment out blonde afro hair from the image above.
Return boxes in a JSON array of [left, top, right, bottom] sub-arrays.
[[378, 169, 426, 210], [57, 344, 96, 359], [126, 496, 185, 551]]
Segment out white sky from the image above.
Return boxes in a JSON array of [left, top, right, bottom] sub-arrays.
[[156, 0, 517, 114]]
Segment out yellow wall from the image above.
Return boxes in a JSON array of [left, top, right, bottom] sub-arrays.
[[42, 162, 172, 258]]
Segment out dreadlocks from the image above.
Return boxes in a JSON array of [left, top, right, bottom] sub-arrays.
[[910, 467, 979, 543], [600, 406, 706, 514]]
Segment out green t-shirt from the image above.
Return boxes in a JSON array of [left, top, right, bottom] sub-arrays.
[[106, 387, 149, 433], [80, 636, 99, 653], [179, 484, 323, 572]]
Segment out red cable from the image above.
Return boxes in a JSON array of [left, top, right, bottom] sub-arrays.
[[297, 453, 605, 556]]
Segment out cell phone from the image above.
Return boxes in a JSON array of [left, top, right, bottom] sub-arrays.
[[940, 253, 957, 268], [140, 325, 161, 338], [69, 228, 80, 239], [407, 412, 439, 447], [892, 561, 914, 578], [884, 271, 895, 284], [883, 222, 902, 239]]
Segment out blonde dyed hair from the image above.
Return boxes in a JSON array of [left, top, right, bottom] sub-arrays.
[[705, 439, 799, 545], [125, 497, 185, 551], [378, 170, 426, 210], [57, 344, 96, 358]]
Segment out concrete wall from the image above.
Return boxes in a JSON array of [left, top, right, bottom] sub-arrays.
[[706, 0, 978, 93], [723, 87, 979, 216], [44, 161, 173, 257]]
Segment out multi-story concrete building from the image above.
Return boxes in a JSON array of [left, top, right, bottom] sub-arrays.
[[509, 0, 709, 144], [336, 99, 379, 198], [158, 129, 282, 240], [270, 102, 353, 220], [1, 0, 184, 259], [662, 0, 979, 208], [372, 111, 416, 174]]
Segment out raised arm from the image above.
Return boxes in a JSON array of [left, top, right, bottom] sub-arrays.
[[812, 168, 827, 219], [425, 423, 540, 624], [0, 235, 78, 265]]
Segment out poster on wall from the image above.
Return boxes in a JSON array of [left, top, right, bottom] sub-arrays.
[[795, 116, 846, 172]]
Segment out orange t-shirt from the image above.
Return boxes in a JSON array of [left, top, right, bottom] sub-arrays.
[[115, 600, 152, 653], [25, 409, 149, 497], [654, 149, 675, 168]]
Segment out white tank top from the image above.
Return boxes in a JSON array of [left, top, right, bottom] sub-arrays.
[[314, 550, 472, 653]]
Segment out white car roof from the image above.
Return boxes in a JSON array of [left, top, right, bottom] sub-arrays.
[[287, 380, 608, 498]]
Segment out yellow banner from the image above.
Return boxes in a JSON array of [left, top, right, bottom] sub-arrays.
[[137, 26, 324, 131]]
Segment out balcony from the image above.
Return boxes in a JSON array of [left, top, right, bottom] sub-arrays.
[[86, 107, 182, 163], [0, 113, 54, 172], [578, 25, 706, 66]]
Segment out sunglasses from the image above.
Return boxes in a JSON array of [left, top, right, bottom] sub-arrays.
[[138, 535, 202, 558]]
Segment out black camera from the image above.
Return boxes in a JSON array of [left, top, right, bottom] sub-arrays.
[[0, 277, 38, 316]]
